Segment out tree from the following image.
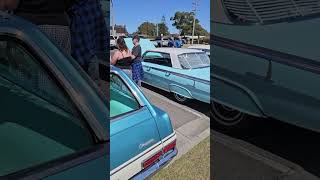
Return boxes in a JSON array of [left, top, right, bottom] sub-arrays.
[[158, 16, 169, 36], [136, 22, 157, 36], [158, 23, 169, 36], [114, 25, 128, 35], [170, 11, 208, 36]]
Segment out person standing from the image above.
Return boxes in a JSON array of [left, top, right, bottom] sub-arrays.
[[131, 35, 144, 86], [168, 36, 174, 47], [111, 37, 132, 71], [68, 0, 108, 83], [174, 35, 183, 48], [14, 0, 73, 54]]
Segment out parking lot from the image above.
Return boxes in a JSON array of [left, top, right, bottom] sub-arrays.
[[212, 117, 320, 180], [141, 84, 210, 158]]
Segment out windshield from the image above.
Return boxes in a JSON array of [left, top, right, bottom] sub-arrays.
[[178, 53, 210, 69]]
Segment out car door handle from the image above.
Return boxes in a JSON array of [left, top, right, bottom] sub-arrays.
[[145, 66, 151, 71], [165, 72, 171, 76]]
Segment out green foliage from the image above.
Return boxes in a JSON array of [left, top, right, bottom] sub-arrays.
[[158, 22, 169, 36], [170, 11, 208, 36], [137, 22, 157, 36]]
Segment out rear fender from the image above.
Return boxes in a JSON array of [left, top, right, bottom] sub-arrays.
[[169, 84, 193, 99], [212, 74, 265, 117]]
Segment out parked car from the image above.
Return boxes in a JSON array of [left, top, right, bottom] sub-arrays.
[[155, 37, 169, 47], [142, 48, 210, 104], [212, 0, 320, 131], [0, 13, 108, 179], [110, 35, 117, 50], [188, 44, 210, 57], [110, 66, 177, 180]]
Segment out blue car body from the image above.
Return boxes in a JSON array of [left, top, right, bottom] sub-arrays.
[[110, 66, 177, 180], [0, 13, 108, 179], [141, 48, 210, 104]]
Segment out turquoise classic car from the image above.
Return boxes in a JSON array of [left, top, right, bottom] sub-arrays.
[[142, 48, 210, 104], [0, 13, 108, 179], [211, 0, 320, 132], [110, 66, 177, 179]]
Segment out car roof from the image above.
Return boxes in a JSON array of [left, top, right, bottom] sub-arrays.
[[146, 47, 203, 56], [143, 48, 205, 69], [188, 44, 210, 50]]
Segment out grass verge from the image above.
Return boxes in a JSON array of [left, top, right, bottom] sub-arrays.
[[151, 137, 210, 180]]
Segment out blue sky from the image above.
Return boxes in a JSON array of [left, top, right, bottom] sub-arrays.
[[111, 0, 210, 34]]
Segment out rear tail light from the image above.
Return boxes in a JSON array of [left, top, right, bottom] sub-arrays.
[[142, 151, 162, 169], [163, 139, 176, 154], [142, 139, 176, 169]]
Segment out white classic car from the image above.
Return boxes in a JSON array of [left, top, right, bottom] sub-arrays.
[[188, 44, 210, 57], [142, 48, 210, 104]]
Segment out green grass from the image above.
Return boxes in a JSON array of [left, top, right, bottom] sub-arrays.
[[151, 137, 210, 180]]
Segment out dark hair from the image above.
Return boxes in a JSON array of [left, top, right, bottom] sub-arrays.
[[133, 34, 140, 42], [116, 37, 128, 52]]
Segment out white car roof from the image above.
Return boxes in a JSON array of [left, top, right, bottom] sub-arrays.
[[146, 47, 203, 55], [188, 44, 210, 50], [144, 48, 205, 69]]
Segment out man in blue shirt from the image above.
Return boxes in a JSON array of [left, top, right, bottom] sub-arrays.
[[174, 36, 183, 48]]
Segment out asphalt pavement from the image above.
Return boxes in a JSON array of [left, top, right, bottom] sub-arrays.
[[212, 117, 320, 180], [138, 82, 320, 180]]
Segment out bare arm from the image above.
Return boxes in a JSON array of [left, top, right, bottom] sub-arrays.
[[111, 51, 120, 65]]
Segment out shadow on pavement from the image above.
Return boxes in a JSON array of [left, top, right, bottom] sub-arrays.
[[212, 116, 320, 178], [142, 83, 210, 117]]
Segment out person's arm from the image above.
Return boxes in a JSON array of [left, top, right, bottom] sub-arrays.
[[111, 51, 119, 65], [131, 47, 137, 60]]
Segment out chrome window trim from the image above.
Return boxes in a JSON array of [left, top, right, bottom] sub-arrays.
[[110, 70, 145, 107], [0, 28, 108, 141]]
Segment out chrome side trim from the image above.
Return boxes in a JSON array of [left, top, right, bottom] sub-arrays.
[[143, 65, 210, 85]]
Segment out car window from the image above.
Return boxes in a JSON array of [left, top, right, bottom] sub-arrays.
[[110, 73, 140, 118], [0, 37, 94, 176], [143, 52, 172, 67], [178, 52, 210, 69]]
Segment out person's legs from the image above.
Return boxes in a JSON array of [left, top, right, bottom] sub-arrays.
[[131, 62, 143, 87], [137, 80, 142, 87]]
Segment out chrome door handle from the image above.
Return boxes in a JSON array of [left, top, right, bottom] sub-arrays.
[[146, 67, 151, 71], [165, 72, 171, 76]]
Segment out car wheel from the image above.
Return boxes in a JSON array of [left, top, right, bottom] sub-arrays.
[[173, 93, 190, 104], [211, 101, 248, 128]]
